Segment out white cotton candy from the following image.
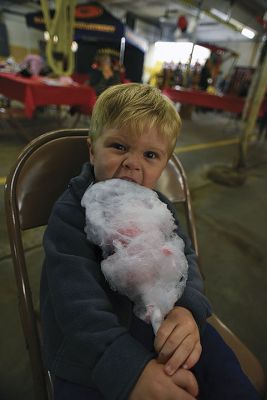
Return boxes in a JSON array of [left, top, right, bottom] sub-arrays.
[[81, 179, 188, 333]]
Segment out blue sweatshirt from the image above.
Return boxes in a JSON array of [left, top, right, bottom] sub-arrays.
[[40, 162, 211, 400]]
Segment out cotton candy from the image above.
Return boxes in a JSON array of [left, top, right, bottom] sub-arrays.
[[81, 179, 188, 333]]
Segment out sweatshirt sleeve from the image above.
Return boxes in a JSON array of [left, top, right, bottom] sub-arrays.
[[41, 191, 154, 400], [157, 192, 212, 332]]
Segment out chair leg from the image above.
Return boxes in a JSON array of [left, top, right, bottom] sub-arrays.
[[71, 112, 82, 128], [46, 370, 54, 400], [8, 117, 33, 142]]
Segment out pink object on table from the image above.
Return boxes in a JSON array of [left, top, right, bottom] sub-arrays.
[[19, 54, 44, 76]]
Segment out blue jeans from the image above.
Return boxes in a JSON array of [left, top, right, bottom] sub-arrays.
[[193, 323, 261, 399], [54, 321, 261, 400]]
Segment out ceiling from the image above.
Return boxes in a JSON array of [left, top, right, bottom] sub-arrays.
[[1, 0, 267, 43], [100, 0, 267, 42]]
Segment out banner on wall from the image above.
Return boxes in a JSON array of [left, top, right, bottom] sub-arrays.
[[0, 23, 10, 57], [26, 2, 147, 82], [25, 2, 125, 41]]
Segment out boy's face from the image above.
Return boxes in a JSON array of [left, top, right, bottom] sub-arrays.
[[88, 127, 169, 189]]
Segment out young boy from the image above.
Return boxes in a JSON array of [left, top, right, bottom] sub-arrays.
[[41, 83, 260, 400]]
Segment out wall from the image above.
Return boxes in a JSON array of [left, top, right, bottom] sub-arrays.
[[219, 40, 262, 66], [216, 39, 263, 78], [1, 3, 263, 76], [1, 7, 43, 62]]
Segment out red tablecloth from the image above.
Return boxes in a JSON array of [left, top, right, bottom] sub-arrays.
[[162, 87, 247, 114], [0, 72, 96, 118]]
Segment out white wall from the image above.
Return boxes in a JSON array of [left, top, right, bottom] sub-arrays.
[[218, 40, 262, 67], [3, 11, 43, 54], [215, 39, 263, 79]]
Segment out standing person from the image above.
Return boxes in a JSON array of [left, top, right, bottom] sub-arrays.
[[173, 62, 184, 86], [41, 83, 261, 400], [88, 54, 120, 95], [199, 58, 212, 91]]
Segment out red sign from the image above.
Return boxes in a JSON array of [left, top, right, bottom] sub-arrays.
[[75, 5, 103, 19]]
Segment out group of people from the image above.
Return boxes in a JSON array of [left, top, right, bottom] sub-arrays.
[[40, 82, 261, 399], [150, 58, 226, 94]]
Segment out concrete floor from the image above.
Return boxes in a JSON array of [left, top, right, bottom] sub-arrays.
[[0, 109, 266, 399]]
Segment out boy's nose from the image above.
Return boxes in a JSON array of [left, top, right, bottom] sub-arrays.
[[122, 153, 141, 170]]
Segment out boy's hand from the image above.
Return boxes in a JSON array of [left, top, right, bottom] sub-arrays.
[[128, 359, 198, 400], [154, 307, 202, 375]]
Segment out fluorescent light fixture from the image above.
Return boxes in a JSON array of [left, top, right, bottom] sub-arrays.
[[241, 27, 256, 39], [208, 8, 257, 39], [210, 8, 229, 21]]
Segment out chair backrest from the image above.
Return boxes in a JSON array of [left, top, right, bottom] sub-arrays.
[[5, 128, 198, 400]]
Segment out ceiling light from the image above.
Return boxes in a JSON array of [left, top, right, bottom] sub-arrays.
[[241, 27, 256, 39], [71, 41, 78, 52], [159, 16, 167, 23], [44, 31, 50, 41], [210, 8, 229, 22], [208, 8, 257, 39]]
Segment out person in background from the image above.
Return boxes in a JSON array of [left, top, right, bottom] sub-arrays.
[[173, 62, 184, 87], [88, 54, 121, 96], [199, 58, 212, 91]]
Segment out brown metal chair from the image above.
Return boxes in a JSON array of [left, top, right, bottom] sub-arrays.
[[5, 128, 266, 400]]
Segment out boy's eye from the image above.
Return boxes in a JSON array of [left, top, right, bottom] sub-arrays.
[[144, 151, 157, 159], [111, 143, 126, 151]]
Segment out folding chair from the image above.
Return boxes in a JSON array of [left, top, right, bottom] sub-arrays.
[[5, 128, 266, 400]]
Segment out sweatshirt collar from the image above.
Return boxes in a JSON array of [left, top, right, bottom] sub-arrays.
[[68, 162, 95, 201]]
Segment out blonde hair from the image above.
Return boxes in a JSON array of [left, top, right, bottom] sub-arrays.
[[89, 83, 181, 157]]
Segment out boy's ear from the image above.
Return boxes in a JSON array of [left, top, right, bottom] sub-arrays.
[[87, 138, 94, 164]]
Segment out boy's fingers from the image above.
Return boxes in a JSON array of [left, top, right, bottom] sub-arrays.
[[154, 320, 176, 354], [155, 307, 199, 354], [156, 322, 193, 363], [155, 313, 195, 355], [164, 335, 197, 375], [182, 342, 202, 370], [171, 368, 199, 397]]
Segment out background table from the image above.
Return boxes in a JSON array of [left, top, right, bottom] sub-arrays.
[[162, 87, 246, 114], [0, 72, 96, 118]]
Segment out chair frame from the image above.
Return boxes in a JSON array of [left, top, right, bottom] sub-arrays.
[[5, 129, 88, 400], [5, 128, 266, 399]]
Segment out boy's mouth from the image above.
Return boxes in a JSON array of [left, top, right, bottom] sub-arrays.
[[119, 176, 137, 184]]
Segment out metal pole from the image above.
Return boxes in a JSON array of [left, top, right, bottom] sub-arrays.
[[119, 36, 126, 65], [187, 1, 203, 70], [237, 50, 267, 168]]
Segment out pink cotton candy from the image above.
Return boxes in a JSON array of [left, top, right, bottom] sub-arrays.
[[81, 179, 188, 333]]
